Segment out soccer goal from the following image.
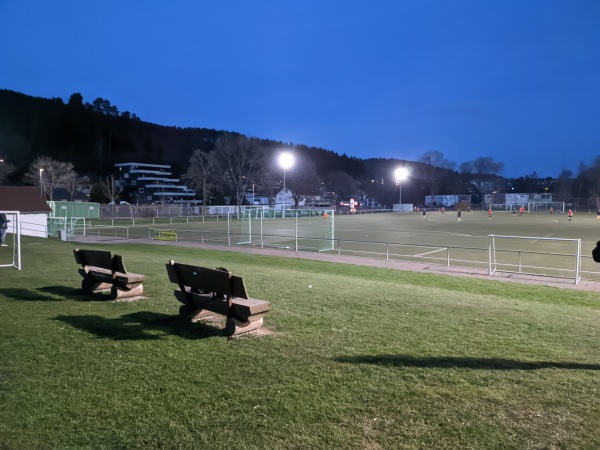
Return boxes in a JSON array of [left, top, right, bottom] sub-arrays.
[[527, 202, 565, 214], [238, 209, 335, 251], [0, 211, 21, 270], [488, 203, 512, 211], [488, 234, 581, 284]]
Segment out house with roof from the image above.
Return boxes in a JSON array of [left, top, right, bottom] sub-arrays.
[[115, 162, 196, 204], [0, 186, 52, 237]]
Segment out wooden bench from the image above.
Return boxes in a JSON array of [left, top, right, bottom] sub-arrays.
[[165, 260, 271, 336], [74, 248, 145, 299]]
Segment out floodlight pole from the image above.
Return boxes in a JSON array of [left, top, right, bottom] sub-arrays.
[[279, 152, 294, 218], [39, 168, 44, 197], [283, 169, 286, 211], [394, 167, 409, 210]]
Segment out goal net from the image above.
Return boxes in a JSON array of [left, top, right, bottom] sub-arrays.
[[488, 234, 581, 283], [238, 209, 334, 251], [488, 203, 512, 211], [0, 211, 21, 270], [527, 202, 565, 214]]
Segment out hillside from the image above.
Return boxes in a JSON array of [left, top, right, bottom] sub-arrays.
[[0, 89, 371, 180]]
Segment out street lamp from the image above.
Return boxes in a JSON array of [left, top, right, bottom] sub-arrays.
[[394, 167, 409, 207], [39, 168, 44, 197], [279, 152, 294, 212]]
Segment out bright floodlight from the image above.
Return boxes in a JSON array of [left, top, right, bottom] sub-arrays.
[[279, 152, 294, 170], [394, 167, 409, 181]]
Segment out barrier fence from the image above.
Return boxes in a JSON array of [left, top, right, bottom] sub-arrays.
[[74, 222, 600, 284]]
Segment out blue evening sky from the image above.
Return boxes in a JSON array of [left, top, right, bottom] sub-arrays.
[[0, 0, 598, 178]]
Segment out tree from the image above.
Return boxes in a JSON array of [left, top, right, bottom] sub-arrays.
[[419, 150, 456, 196], [184, 149, 221, 208], [67, 93, 84, 108], [323, 170, 358, 206], [555, 169, 573, 200], [24, 156, 77, 200], [0, 157, 15, 184], [213, 133, 265, 211], [100, 174, 123, 203], [285, 154, 322, 207], [460, 156, 503, 195]]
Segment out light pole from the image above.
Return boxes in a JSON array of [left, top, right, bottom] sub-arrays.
[[394, 167, 409, 208], [279, 152, 294, 213], [39, 168, 44, 197]]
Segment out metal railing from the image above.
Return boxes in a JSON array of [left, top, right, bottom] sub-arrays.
[[73, 224, 600, 283]]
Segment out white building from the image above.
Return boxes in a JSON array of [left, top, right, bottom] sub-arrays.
[[115, 162, 196, 204], [274, 188, 294, 209], [0, 186, 52, 238]]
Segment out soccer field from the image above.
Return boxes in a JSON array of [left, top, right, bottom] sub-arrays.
[[85, 210, 600, 282]]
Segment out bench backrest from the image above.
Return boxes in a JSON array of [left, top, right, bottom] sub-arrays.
[[74, 248, 113, 271], [166, 260, 249, 299]]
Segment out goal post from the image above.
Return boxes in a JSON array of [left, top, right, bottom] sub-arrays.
[[0, 211, 21, 270], [238, 208, 335, 251], [488, 234, 581, 284], [527, 202, 565, 213]]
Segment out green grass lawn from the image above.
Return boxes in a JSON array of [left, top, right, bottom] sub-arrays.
[[1, 237, 599, 449]]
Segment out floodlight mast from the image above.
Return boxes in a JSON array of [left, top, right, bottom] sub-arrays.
[[394, 167, 409, 206], [279, 152, 294, 214]]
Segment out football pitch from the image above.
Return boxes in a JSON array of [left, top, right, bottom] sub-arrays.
[[87, 210, 600, 282]]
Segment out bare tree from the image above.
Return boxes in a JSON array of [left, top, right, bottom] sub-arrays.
[[323, 170, 358, 206], [460, 156, 503, 196], [184, 149, 221, 209], [100, 174, 123, 203], [24, 156, 77, 200], [0, 157, 15, 185], [286, 155, 322, 207], [260, 165, 283, 207], [213, 133, 265, 211], [555, 169, 573, 200], [419, 150, 456, 196]]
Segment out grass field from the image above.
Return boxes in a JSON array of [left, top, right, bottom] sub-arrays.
[[85, 210, 600, 282], [1, 236, 599, 448]]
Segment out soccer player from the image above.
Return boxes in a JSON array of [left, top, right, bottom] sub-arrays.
[[549, 207, 554, 214], [457, 210, 462, 222], [568, 209, 573, 222], [519, 206, 524, 216], [441, 206, 445, 214], [488, 208, 492, 219]]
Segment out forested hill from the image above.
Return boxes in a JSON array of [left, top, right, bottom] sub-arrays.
[[0, 89, 370, 179]]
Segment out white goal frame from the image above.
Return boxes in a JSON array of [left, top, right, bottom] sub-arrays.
[[527, 202, 565, 214], [0, 211, 21, 270], [488, 234, 581, 284]]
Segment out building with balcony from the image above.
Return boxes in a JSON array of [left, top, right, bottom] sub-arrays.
[[115, 162, 196, 204]]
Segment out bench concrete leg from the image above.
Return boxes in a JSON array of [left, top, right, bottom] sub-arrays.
[[82, 279, 112, 294], [190, 309, 215, 322], [224, 315, 264, 336], [111, 283, 143, 299]]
